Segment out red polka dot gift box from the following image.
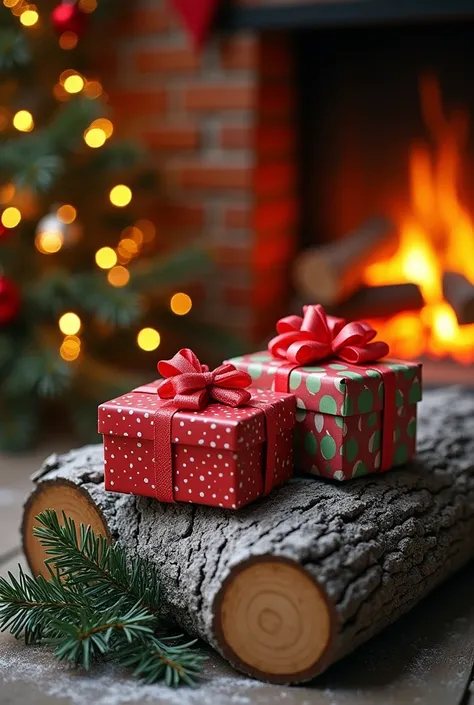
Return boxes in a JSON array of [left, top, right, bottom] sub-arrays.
[[227, 305, 422, 481], [98, 349, 296, 509]]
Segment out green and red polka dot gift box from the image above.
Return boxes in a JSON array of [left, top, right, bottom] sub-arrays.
[[226, 353, 422, 481]]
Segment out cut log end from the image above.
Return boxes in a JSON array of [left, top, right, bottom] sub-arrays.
[[213, 557, 335, 683], [22, 480, 110, 579]]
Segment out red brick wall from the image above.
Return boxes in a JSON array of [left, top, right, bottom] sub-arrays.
[[102, 1, 298, 344]]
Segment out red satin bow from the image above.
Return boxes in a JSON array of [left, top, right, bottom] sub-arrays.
[[268, 304, 389, 365], [157, 348, 252, 410]]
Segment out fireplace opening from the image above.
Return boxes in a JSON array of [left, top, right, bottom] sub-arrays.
[[295, 20, 474, 370]]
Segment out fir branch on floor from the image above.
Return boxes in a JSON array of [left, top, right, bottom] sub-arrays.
[[0, 511, 205, 687], [116, 635, 207, 687], [0, 564, 87, 644]]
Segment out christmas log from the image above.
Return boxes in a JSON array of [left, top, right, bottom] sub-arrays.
[[22, 388, 474, 685], [292, 215, 398, 305]]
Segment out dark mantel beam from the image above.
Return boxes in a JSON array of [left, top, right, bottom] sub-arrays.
[[219, 0, 474, 31]]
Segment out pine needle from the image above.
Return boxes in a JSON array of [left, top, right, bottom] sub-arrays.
[[0, 511, 205, 686], [116, 635, 207, 687], [34, 510, 161, 616]]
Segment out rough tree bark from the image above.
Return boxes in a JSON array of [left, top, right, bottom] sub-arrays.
[[22, 388, 474, 685]]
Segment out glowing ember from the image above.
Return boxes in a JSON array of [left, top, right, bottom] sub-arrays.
[[363, 75, 474, 364]]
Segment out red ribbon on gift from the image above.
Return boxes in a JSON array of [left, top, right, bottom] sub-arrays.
[[269, 305, 396, 474], [157, 347, 252, 409], [268, 304, 389, 365], [136, 349, 279, 504]]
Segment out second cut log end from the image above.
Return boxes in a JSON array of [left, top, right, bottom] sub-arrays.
[[212, 556, 336, 684]]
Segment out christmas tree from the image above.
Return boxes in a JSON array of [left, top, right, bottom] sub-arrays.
[[0, 1, 219, 451]]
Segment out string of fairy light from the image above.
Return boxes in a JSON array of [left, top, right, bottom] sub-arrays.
[[0, 0, 193, 361]]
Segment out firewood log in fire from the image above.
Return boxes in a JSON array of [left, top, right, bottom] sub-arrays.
[[327, 283, 424, 320], [293, 216, 398, 305], [442, 271, 474, 325]]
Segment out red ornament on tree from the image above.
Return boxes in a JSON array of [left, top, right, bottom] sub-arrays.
[[0, 276, 21, 326], [51, 2, 89, 38]]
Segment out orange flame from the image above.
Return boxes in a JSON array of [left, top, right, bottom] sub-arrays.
[[363, 75, 474, 364]]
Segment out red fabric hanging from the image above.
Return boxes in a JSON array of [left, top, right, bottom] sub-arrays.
[[170, 0, 221, 47]]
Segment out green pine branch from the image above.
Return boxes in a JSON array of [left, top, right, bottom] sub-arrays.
[[0, 396, 39, 453], [116, 636, 205, 687], [0, 564, 87, 644], [0, 510, 205, 686], [129, 247, 212, 293], [69, 273, 143, 327], [0, 29, 30, 72], [46, 605, 155, 671], [35, 511, 161, 616], [1, 346, 72, 398]]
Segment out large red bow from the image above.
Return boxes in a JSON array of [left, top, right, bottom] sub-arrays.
[[268, 304, 389, 365], [157, 348, 252, 410]]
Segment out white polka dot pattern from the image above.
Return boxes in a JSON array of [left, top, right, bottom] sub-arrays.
[[100, 384, 296, 509], [99, 385, 295, 451]]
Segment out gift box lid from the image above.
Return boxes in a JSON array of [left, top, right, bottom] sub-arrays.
[[228, 352, 422, 417], [99, 383, 295, 451]]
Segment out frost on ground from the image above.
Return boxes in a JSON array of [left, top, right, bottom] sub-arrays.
[[0, 638, 311, 705]]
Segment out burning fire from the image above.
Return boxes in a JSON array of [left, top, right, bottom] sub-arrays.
[[363, 75, 474, 364]]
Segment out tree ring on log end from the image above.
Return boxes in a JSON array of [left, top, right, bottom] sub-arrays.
[[213, 556, 336, 684], [22, 479, 110, 579]]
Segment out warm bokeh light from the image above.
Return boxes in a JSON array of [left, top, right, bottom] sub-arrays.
[[57, 204, 76, 224], [59, 312, 81, 336], [83, 81, 103, 99], [20, 9, 39, 26], [118, 238, 138, 257], [137, 328, 161, 351], [107, 266, 130, 287], [60, 335, 81, 362], [90, 118, 113, 138], [11, 0, 29, 16], [59, 31, 78, 50], [1, 207, 21, 228], [135, 219, 156, 242], [363, 75, 474, 364], [78, 0, 97, 12], [170, 292, 192, 316], [0, 184, 15, 205], [53, 82, 68, 101], [3, 0, 21, 8], [109, 185, 132, 208], [95, 247, 117, 269], [84, 127, 106, 148], [116, 249, 132, 265], [59, 69, 75, 83], [35, 231, 63, 254], [123, 225, 143, 246], [0, 108, 9, 132], [13, 110, 34, 132], [64, 74, 84, 94]]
